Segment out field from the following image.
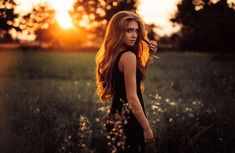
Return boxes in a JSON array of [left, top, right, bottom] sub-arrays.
[[0, 50, 234, 153]]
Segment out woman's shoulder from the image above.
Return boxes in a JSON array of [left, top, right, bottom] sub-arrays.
[[118, 51, 136, 73], [115, 50, 135, 66], [120, 51, 136, 62], [120, 51, 136, 61]]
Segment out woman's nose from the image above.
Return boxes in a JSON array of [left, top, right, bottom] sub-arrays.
[[132, 32, 137, 38]]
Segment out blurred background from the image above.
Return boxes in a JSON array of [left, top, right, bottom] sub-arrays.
[[0, 0, 235, 153], [0, 0, 234, 51]]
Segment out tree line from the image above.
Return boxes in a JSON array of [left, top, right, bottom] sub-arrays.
[[0, 0, 139, 45], [1, 0, 235, 51], [170, 0, 235, 51]]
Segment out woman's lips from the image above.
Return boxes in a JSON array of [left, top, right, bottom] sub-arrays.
[[130, 40, 136, 43]]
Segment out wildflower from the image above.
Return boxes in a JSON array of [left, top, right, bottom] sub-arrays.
[[97, 106, 105, 112], [192, 101, 197, 105], [169, 118, 173, 122], [95, 117, 100, 122], [78, 115, 92, 151], [154, 102, 160, 106], [81, 144, 86, 148], [74, 81, 79, 85], [165, 98, 170, 103], [36, 108, 40, 112], [105, 100, 131, 152], [185, 107, 191, 111], [169, 102, 176, 106], [33, 108, 40, 114], [151, 105, 158, 110], [155, 93, 162, 100], [188, 113, 195, 118]]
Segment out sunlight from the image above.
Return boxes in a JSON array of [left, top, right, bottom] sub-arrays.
[[16, 0, 75, 29], [55, 12, 73, 29], [50, 0, 74, 29], [137, 0, 181, 36], [15, 0, 181, 36]]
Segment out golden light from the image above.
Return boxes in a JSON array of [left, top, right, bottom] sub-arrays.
[[15, 0, 183, 36], [15, 0, 75, 30], [50, 0, 74, 29], [55, 12, 73, 29], [137, 0, 181, 36], [79, 20, 89, 27]]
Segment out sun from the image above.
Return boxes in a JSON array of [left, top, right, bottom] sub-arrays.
[[55, 12, 73, 29]]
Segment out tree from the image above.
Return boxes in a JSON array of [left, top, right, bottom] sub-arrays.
[[20, 4, 57, 43], [171, 0, 235, 51], [0, 0, 21, 42], [22, 4, 55, 41], [70, 0, 139, 45], [146, 24, 159, 41]]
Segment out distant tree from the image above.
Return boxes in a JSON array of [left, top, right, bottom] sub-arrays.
[[171, 0, 235, 51], [0, 0, 21, 42], [146, 24, 159, 41], [103, 0, 139, 21], [21, 4, 57, 43], [70, 0, 139, 44]]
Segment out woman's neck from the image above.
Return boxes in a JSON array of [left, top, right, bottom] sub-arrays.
[[120, 45, 133, 52]]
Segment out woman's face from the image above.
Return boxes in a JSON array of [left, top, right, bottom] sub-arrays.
[[123, 20, 139, 47]]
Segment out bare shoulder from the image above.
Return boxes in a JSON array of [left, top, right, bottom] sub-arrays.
[[120, 51, 136, 62], [119, 51, 136, 72]]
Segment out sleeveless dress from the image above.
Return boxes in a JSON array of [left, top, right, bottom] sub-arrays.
[[105, 50, 146, 153]]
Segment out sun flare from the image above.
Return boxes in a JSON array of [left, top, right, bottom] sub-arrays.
[[55, 12, 73, 29], [15, 0, 181, 35]]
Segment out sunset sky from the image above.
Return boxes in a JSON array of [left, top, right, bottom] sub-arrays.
[[15, 0, 181, 36]]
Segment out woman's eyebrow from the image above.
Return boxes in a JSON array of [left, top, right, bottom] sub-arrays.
[[127, 27, 139, 30]]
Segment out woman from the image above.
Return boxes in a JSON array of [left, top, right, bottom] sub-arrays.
[[96, 11, 158, 153]]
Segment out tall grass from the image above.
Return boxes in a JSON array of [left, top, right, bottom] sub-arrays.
[[0, 50, 234, 153]]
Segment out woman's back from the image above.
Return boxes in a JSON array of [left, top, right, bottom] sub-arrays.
[[111, 50, 145, 113], [107, 50, 146, 153]]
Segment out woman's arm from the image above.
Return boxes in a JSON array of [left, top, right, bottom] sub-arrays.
[[119, 51, 154, 143]]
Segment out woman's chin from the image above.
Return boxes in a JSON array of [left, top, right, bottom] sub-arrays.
[[128, 43, 135, 47]]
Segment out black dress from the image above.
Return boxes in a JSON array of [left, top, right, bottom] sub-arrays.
[[106, 50, 146, 153]]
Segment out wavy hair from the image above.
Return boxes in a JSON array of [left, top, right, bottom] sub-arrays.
[[96, 11, 152, 103]]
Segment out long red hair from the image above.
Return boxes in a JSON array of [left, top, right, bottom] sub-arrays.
[[96, 11, 152, 103]]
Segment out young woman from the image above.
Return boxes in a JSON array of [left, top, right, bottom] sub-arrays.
[[96, 11, 158, 153]]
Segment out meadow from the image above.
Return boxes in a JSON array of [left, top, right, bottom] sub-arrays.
[[0, 50, 234, 153]]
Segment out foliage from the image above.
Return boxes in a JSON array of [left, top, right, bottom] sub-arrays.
[[20, 4, 57, 42], [171, 0, 235, 51], [0, 0, 20, 42], [70, 0, 139, 42]]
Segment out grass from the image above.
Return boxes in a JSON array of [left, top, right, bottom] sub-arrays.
[[0, 50, 234, 153]]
